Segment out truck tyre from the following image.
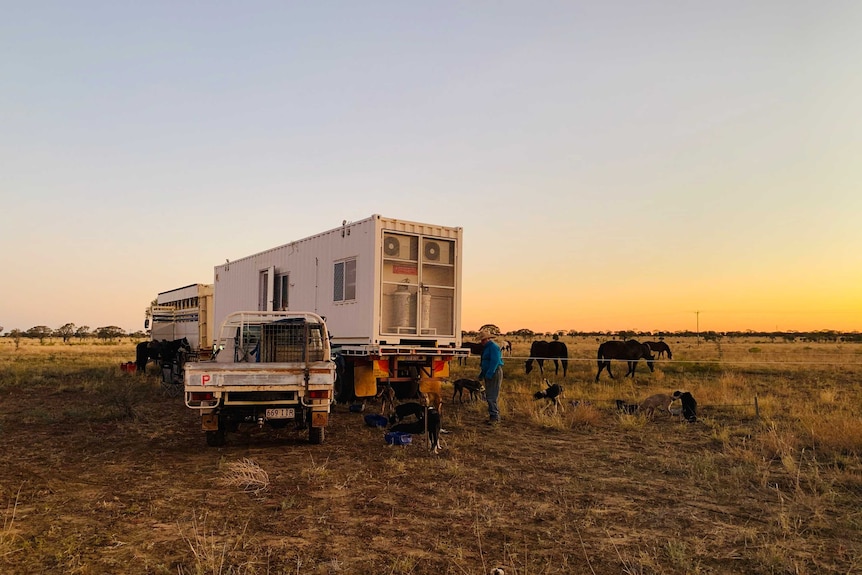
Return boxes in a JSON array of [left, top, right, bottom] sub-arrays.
[[334, 357, 355, 403], [309, 426, 324, 445]]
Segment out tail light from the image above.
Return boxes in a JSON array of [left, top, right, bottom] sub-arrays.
[[190, 392, 214, 401], [308, 390, 330, 399]]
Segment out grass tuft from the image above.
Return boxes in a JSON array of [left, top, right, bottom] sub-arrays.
[[0, 485, 23, 559], [220, 458, 270, 496]]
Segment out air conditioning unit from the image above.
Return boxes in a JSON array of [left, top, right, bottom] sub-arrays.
[[383, 234, 412, 260], [423, 239, 451, 264]]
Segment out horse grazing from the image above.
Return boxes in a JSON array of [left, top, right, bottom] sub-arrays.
[[644, 341, 672, 359], [525, 340, 569, 378], [595, 339, 655, 382]]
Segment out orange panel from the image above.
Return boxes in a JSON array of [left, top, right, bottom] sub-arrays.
[[419, 377, 442, 395]]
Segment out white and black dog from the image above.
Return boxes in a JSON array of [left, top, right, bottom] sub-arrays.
[[534, 379, 564, 412], [389, 406, 442, 452]]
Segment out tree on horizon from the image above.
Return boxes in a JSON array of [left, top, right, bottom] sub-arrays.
[[26, 326, 52, 344], [96, 326, 126, 341], [56, 323, 76, 343]]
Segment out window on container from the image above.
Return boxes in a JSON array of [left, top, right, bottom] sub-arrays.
[[333, 258, 357, 302], [274, 274, 289, 310]]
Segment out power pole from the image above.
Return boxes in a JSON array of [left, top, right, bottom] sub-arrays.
[[695, 310, 700, 344]]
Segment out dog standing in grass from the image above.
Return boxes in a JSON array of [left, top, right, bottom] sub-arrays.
[[376, 385, 396, 416], [452, 378, 485, 403], [639, 393, 674, 419], [388, 402, 425, 425], [534, 379, 564, 413], [388, 406, 442, 453], [673, 390, 698, 422]]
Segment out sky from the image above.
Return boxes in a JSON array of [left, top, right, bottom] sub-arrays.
[[2, 1, 861, 335]]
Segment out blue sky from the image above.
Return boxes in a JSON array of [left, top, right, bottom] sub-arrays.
[[2, 1, 861, 334]]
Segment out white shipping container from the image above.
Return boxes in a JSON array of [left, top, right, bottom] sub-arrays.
[[213, 215, 463, 348]]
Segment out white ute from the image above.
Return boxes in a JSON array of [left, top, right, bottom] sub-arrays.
[[184, 311, 336, 447]]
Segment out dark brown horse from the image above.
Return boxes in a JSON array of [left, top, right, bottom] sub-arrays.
[[525, 340, 569, 378], [135, 338, 191, 374], [595, 340, 654, 382], [458, 341, 484, 366], [644, 341, 672, 359], [135, 341, 162, 374]]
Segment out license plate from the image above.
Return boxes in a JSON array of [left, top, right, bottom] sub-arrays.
[[265, 408, 294, 419]]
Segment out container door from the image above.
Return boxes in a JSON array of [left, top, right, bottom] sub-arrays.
[[381, 233, 420, 335], [259, 266, 275, 311], [418, 238, 456, 337]]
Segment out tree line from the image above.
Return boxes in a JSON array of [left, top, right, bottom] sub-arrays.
[[462, 326, 862, 343], [0, 323, 147, 348]]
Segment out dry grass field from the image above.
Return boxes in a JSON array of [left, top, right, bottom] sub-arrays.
[[1, 336, 861, 574]]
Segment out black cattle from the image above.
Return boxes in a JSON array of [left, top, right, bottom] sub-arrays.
[[644, 341, 672, 359], [525, 340, 569, 378], [595, 340, 655, 382]]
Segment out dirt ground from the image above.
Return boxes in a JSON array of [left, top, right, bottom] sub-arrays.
[[1, 341, 860, 574]]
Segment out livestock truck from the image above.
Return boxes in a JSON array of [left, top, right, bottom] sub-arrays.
[[144, 284, 214, 391], [210, 214, 468, 406], [184, 311, 336, 446], [146, 283, 214, 352]]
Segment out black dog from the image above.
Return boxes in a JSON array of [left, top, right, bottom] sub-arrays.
[[673, 391, 697, 422], [452, 378, 484, 403], [389, 407, 441, 452], [452, 378, 485, 403], [615, 399, 639, 414], [388, 402, 425, 425]]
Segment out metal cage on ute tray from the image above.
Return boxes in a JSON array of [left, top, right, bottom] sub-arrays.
[[259, 318, 326, 363], [216, 311, 332, 365]]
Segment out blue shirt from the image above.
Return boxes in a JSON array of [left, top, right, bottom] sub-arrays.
[[479, 340, 504, 380]]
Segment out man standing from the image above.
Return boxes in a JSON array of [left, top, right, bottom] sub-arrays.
[[477, 329, 504, 424]]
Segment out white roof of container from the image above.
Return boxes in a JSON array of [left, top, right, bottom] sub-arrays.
[[220, 214, 462, 267]]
